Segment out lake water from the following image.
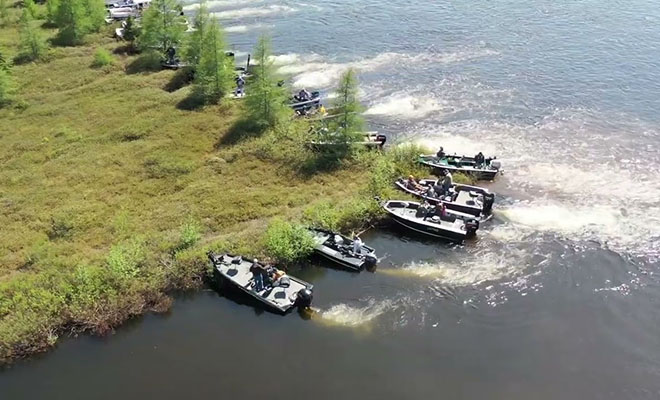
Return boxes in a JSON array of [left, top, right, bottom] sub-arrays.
[[2, 0, 660, 398]]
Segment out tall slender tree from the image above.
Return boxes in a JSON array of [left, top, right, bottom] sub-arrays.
[[194, 17, 232, 103], [18, 9, 47, 62], [183, 1, 209, 67], [139, 0, 186, 53], [244, 35, 289, 129], [328, 68, 365, 143]]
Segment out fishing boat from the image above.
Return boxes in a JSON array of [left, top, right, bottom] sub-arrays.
[[307, 131, 386, 150], [382, 200, 480, 242], [208, 252, 313, 314], [308, 228, 378, 272], [418, 154, 502, 181], [290, 91, 322, 115], [394, 177, 495, 219]]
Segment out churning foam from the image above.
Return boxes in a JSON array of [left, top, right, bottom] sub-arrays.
[[212, 5, 296, 19], [275, 50, 497, 88], [380, 249, 527, 286], [365, 94, 444, 119], [183, 0, 258, 11], [225, 23, 268, 33], [316, 299, 392, 328]]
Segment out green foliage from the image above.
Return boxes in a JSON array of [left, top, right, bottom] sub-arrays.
[[106, 239, 145, 281], [92, 47, 113, 67], [139, 0, 186, 52], [263, 219, 315, 263], [193, 17, 232, 103], [17, 9, 48, 63], [45, 0, 59, 25], [0, 67, 12, 107], [452, 172, 476, 185], [54, 0, 105, 45], [244, 35, 289, 130], [328, 68, 365, 141], [122, 16, 139, 46], [183, 0, 209, 67], [23, 0, 38, 19], [176, 217, 201, 252], [303, 198, 380, 232]]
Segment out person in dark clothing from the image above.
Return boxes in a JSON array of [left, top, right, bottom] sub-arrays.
[[436, 146, 445, 158], [474, 152, 485, 166], [250, 259, 265, 291]]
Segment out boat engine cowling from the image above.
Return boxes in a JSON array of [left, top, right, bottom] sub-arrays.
[[465, 219, 480, 236], [363, 254, 378, 268], [296, 288, 313, 309], [490, 160, 502, 170]]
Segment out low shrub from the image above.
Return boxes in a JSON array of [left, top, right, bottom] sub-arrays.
[[92, 48, 114, 68], [143, 156, 195, 179], [263, 218, 315, 264], [175, 218, 201, 253]]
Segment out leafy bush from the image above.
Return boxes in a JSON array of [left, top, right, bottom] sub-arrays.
[[452, 172, 476, 185], [54, 0, 105, 45], [92, 48, 114, 68], [303, 198, 380, 232], [263, 219, 315, 263], [106, 239, 145, 281], [23, 0, 38, 18], [175, 218, 201, 252], [125, 50, 162, 74]]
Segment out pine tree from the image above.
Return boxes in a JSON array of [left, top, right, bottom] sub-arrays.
[[194, 19, 232, 103], [183, 0, 209, 68], [18, 9, 47, 62], [139, 0, 186, 53], [123, 16, 140, 51], [328, 68, 365, 143], [244, 35, 289, 129]]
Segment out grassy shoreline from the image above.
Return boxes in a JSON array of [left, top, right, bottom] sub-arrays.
[[0, 6, 434, 363]]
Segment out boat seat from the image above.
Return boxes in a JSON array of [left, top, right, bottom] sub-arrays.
[[227, 268, 239, 277], [273, 290, 287, 299]]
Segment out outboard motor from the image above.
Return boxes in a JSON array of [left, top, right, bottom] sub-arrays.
[[483, 193, 495, 214], [363, 254, 378, 268], [490, 159, 501, 170], [465, 219, 480, 237], [376, 134, 387, 146], [296, 288, 313, 309]]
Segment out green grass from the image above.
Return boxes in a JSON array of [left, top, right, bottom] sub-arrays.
[[0, 8, 430, 363]]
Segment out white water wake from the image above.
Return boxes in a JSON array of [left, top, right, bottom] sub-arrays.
[[212, 5, 297, 19]]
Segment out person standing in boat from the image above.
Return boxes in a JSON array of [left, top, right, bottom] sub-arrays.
[[474, 152, 485, 166], [440, 170, 453, 195], [436, 147, 445, 158], [250, 259, 265, 291], [352, 235, 363, 255]]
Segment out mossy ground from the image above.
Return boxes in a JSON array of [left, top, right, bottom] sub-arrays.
[[0, 5, 431, 363]]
